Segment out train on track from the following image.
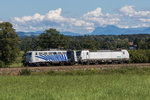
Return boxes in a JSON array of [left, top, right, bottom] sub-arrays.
[[25, 49, 130, 66]]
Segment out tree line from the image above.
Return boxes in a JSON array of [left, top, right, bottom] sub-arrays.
[[20, 31, 150, 51]]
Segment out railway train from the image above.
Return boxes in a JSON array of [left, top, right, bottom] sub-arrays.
[[25, 49, 129, 66], [25, 50, 129, 66]]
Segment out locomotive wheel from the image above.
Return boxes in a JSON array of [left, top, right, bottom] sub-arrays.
[[60, 62, 64, 66], [46, 63, 51, 66], [69, 62, 75, 65], [23, 62, 29, 67], [35, 63, 40, 66], [85, 62, 89, 65], [95, 61, 99, 65]]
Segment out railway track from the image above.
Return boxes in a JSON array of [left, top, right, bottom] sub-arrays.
[[0, 63, 150, 75]]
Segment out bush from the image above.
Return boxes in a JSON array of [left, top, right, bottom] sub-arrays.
[[129, 50, 150, 63], [0, 61, 5, 68], [19, 68, 31, 75]]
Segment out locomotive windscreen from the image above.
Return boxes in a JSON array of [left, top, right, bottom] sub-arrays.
[[67, 51, 76, 62], [26, 52, 32, 63], [26, 52, 32, 57], [76, 51, 81, 57], [67, 51, 73, 59]]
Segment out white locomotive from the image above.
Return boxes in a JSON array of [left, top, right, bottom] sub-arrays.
[[76, 49, 129, 64], [25, 49, 129, 66]]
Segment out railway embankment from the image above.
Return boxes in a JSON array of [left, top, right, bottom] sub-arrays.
[[0, 63, 150, 75]]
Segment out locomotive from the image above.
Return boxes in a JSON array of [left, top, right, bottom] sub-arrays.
[[25, 49, 129, 66]]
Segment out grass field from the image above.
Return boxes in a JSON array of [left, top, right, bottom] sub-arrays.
[[6, 51, 150, 100], [0, 74, 150, 100]]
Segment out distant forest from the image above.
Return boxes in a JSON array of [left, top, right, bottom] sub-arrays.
[[19, 29, 150, 51]]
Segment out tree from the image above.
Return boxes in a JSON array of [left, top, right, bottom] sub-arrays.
[[20, 36, 40, 51], [129, 50, 149, 63], [82, 39, 100, 50], [39, 28, 69, 49], [0, 22, 19, 67]]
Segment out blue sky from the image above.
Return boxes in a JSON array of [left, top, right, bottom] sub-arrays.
[[1, 0, 150, 34]]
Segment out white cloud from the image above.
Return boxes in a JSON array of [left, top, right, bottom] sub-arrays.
[[12, 8, 94, 34], [10, 6, 150, 34], [0, 19, 4, 23], [118, 6, 150, 28], [139, 18, 150, 22], [120, 6, 150, 17], [119, 6, 136, 17], [83, 8, 103, 17], [82, 8, 120, 26]]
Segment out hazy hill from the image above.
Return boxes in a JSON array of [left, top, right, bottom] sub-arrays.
[[90, 25, 150, 35], [17, 25, 150, 37]]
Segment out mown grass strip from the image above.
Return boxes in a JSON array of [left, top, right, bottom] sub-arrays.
[[30, 66, 150, 76]]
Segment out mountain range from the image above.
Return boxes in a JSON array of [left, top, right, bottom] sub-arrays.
[[90, 25, 150, 35], [17, 25, 150, 37], [17, 31, 82, 37]]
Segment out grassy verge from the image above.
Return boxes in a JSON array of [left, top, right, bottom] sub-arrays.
[[0, 74, 150, 100], [17, 66, 150, 76], [40, 66, 150, 76]]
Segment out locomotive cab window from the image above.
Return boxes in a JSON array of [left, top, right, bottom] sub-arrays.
[[76, 51, 81, 57], [39, 52, 42, 55], [123, 51, 125, 54], [53, 52, 57, 55], [26, 52, 32, 56], [67, 51, 74, 59], [49, 52, 52, 55], [44, 52, 47, 55], [87, 52, 89, 55], [58, 52, 61, 55]]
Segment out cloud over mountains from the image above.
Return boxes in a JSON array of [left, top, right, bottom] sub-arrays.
[[12, 8, 94, 34], [9, 6, 150, 34]]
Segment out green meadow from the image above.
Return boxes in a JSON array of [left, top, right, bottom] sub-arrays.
[[0, 73, 150, 100]]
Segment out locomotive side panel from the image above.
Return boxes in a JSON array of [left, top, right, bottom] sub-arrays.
[[110, 52, 122, 59], [25, 50, 68, 66], [79, 50, 129, 64]]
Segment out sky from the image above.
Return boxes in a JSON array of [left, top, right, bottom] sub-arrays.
[[1, 0, 150, 34]]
